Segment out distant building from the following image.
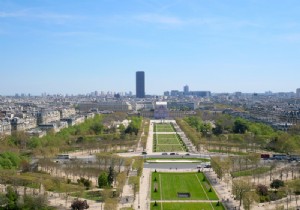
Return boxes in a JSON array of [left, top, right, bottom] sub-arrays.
[[77, 101, 132, 112], [154, 102, 169, 119], [37, 110, 60, 124], [0, 120, 11, 136], [297, 88, 300, 98], [235, 92, 242, 97], [164, 91, 170, 97], [59, 108, 76, 119], [136, 71, 145, 98], [170, 90, 180, 97], [183, 85, 189, 95], [11, 116, 37, 132], [165, 88, 211, 98], [189, 91, 211, 97], [168, 101, 196, 110]]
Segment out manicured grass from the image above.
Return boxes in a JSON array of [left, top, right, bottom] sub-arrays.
[[156, 134, 181, 144], [155, 145, 185, 152], [70, 190, 103, 202], [154, 133, 186, 152], [231, 166, 270, 178], [150, 202, 225, 210], [154, 123, 175, 132], [151, 172, 218, 201]]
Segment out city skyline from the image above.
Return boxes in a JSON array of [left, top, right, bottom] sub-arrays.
[[1, 0, 300, 95]]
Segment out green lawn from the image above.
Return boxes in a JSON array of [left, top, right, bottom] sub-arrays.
[[150, 202, 225, 210], [155, 145, 185, 152], [154, 123, 175, 132], [154, 133, 186, 152], [231, 166, 270, 178], [156, 134, 180, 144], [70, 190, 103, 202], [151, 172, 218, 201]]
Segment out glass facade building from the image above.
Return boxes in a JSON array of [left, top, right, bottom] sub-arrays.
[[136, 71, 145, 98]]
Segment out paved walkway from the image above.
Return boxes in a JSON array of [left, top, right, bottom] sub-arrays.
[[204, 170, 240, 210], [133, 168, 151, 210], [145, 121, 154, 153], [118, 160, 135, 209]]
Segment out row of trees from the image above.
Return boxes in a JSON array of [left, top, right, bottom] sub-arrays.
[[179, 111, 300, 154], [184, 115, 275, 136], [232, 178, 295, 210], [0, 186, 52, 210]]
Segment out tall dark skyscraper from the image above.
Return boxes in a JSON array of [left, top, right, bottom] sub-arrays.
[[136, 71, 145, 98]]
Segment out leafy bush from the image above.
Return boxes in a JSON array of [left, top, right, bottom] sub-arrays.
[[256, 184, 268, 196], [270, 179, 284, 190]]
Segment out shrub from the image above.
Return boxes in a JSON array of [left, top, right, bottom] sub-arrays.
[[270, 179, 284, 190], [256, 184, 268, 196]]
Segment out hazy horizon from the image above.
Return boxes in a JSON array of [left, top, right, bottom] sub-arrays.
[[1, 0, 300, 95]]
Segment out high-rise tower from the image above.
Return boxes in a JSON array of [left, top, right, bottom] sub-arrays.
[[296, 88, 300, 98], [136, 71, 145, 98], [183, 85, 189, 95]]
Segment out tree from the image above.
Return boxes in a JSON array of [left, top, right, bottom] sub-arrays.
[[125, 117, 142, 135], [18, 194, 49, 210], [233, 118, 249, 134], [98, 172, 108, 188], [270, 179, 284, 190], [256, 184, 268, 196], [232, 178, 252, 207], [107, 166, 115, 187], [243, 191, 259, 210], [90, 123, 104, 135], [71, 199, 89, 210], [6, 186, 19, 209], [77, 178, 92, 190], [0, 193, 8, 207], [212, 123, 223, 136]]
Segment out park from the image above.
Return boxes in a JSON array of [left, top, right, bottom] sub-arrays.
[[150, 172, 224, 210]]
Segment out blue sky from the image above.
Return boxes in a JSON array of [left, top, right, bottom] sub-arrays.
[[1, 0, 300, 95]]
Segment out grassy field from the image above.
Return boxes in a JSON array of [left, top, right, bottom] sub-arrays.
[[150, 202, 225, 210], [155, 145, 185, 152], [154, 123, 175, 132], [154, 133, 186, 152], [151, 172, 218, 201], [156, 134, 180, 144], [231, 166, 270, 178]]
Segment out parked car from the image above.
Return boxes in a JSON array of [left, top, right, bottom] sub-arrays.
[[170, 152, 176, 155], [185, 153, 190, 156], [142, 151, 147, 155], [162, 152, 168, 155]]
